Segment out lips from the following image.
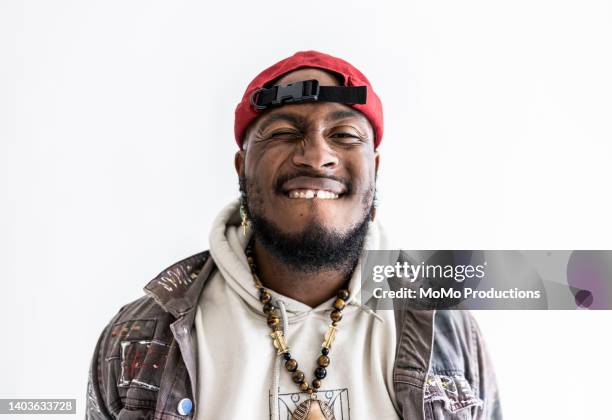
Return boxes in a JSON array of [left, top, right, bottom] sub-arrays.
[[281, 176, 347, 200]]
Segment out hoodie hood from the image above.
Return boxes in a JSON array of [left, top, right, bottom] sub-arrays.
[[208, 198, 390, 322]]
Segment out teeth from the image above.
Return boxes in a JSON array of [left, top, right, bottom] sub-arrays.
[[287, 189, 340, 200]]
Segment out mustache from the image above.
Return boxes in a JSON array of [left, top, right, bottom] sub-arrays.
[[274, 170, 353, 195]]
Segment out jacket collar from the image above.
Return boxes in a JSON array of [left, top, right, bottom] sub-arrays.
[[143, 251, 214, 318]]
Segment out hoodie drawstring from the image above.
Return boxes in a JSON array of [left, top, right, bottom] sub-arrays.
[[349, 301, 385, 324], [347, 296, 385, 323]]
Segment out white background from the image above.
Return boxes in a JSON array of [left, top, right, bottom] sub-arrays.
[[2, 1, 611, 419]]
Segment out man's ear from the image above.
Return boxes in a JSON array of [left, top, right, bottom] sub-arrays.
[[234, 150, 245, 178]]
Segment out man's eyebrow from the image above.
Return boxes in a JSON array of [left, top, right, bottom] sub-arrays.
[[256, 112, 304, 133], [325, 109, 367, 123]]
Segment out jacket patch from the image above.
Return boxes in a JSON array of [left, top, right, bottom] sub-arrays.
[[424, 373, 483, 413], [118, 339, 170, 391]]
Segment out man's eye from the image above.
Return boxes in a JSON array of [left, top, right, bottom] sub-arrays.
[[332, 132, 358, 138], [330, 132, 362, 143], [270, 131, 300, 139]]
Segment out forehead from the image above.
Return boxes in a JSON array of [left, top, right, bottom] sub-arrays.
[[254, 102, 370, 130]]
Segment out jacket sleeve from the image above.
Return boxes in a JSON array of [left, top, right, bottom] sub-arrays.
[[470, 314, 503, 420], [85, 324, 114, 420]]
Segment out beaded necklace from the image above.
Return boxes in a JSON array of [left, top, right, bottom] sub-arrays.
[[245, 241, 349, 420]]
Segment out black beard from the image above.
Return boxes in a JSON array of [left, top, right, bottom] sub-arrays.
[[239, 176, 375, 275]]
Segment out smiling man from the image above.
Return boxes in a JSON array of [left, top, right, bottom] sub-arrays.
[[86, 51, 502, 420]]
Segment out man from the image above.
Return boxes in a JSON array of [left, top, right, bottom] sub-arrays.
[[86, 51, 501, 420]]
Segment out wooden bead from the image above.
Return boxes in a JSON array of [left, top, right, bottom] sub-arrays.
[[318, 355, 330, 367], [312, 379, 321, 389], [285, 359, 298, 372], [333, 298, 346, 310], [292, 370, 305, 383], [321, 347, 329, 356], [314, 367, 327, 380], [299, 381, 309, 392], [337, 289, 350, 300], [263, 302, 275, 314], [330, 309, 342, 322], [259, 290, 272, 304], [267, 315, 280, 329]]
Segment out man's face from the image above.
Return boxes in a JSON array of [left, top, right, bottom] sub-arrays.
[[236, 68, 379, 235]]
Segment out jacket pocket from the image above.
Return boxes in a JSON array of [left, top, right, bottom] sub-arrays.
[[117, 338, 171, 410], [105, 319, 170, 412], [424, 373, 483, 420]]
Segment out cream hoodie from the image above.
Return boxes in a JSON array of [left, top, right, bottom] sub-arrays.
[[194, 199, 400, 420]]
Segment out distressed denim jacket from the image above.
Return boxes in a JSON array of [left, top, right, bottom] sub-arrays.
[[86, 251, 502, 420]]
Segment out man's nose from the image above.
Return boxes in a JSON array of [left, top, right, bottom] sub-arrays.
[[291, 134, 339, 169]]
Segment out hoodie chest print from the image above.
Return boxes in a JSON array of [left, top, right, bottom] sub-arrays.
[[270, 388, 350, 420]]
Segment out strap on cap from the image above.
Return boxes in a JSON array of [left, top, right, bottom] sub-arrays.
[[250, 79, 367, 111]]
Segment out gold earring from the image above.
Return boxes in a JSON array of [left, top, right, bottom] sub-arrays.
[[240, 203, 249, 236]]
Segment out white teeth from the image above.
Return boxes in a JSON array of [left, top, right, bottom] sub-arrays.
[[287, 189, 340, 200], [318, 191, 339, 199]]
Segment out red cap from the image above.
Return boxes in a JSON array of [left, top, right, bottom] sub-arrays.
[[234, 50, 383, 149]]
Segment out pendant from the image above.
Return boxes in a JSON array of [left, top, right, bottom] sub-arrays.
[[290, 399, 336, 420], [269, 330, 290, 354]]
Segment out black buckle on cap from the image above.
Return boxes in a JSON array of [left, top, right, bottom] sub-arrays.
[[251, 79, 320, 110]]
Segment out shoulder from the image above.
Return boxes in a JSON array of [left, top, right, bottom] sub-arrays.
[[434, 310, 480, 340], [87, 251, 213, 417], [102, 295, 174, 341], [98, 249, 213, 350], [431, 310, 483, 374]]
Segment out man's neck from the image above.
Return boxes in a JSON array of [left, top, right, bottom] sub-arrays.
[[252, 239, 353, 308]]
